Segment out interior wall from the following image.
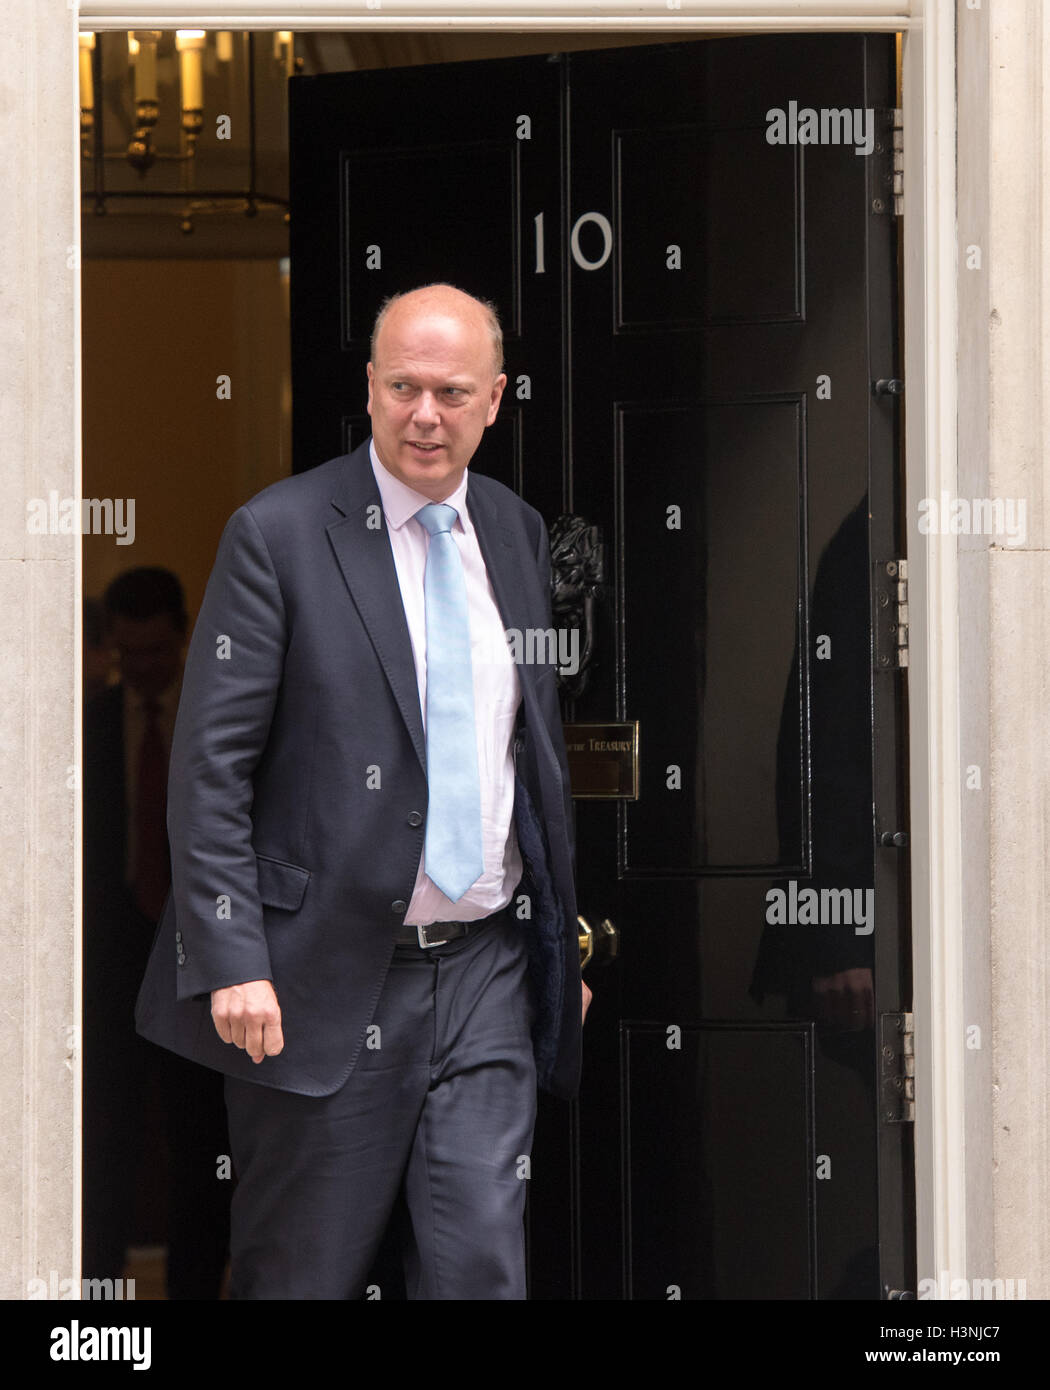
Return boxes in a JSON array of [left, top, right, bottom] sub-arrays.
[[81, 259, 291, 625]]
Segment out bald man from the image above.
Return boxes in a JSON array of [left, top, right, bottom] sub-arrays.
[[136, 284, 589, 1300]]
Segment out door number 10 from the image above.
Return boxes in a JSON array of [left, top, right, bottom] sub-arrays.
[[534, 211, 613, 273]]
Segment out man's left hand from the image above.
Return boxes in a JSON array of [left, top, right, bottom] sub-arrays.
[[582, 979, 593, 1023]]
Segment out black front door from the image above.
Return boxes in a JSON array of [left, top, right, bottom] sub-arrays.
[[289, 34, 912, 1300]]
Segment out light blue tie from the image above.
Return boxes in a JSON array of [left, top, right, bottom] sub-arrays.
[[414, 502, 484, 902]]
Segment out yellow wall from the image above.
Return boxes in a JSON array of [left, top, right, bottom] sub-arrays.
[[81, 258, 292, 626]]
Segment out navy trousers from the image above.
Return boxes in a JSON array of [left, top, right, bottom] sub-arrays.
[[223, 912, 537, 1300]]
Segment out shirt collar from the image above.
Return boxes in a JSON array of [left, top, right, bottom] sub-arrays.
[[369, 437, 473, 536]]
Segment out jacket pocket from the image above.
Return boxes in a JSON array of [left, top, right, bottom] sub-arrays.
[[255, 853, 311, 912]]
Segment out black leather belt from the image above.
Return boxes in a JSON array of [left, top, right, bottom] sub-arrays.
[[393, 905, 509, 949]]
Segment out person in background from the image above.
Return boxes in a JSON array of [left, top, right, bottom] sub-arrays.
[[82, 567, 231, 1299]]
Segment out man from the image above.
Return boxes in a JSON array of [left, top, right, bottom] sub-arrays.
[[136, 284, 590, 1299], [83, 568, 230, 1298]]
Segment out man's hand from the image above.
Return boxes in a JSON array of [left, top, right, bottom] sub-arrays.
[[211, 979, 284, 1063], [582, 979, 593, 1024]]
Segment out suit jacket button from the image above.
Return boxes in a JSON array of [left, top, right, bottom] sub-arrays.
[[407, 811, 422, 827], [391, 899, 407, 915], [177, 952, 187, 965], [175, 930, 183, 942]]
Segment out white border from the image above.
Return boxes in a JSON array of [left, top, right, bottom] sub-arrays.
[[71, 0, 963, 1297], [81, 3, 911, 31]]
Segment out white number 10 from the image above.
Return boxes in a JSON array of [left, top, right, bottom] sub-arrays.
[[534, 211, 613, 273]]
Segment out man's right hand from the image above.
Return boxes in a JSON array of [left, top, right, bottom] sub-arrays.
[[211, 980, 284, 1064]]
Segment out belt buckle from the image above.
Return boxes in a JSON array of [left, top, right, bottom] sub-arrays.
[[418, 921, 451, 949]]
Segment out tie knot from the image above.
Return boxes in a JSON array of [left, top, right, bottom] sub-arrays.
[[414, 502, 458, 538]]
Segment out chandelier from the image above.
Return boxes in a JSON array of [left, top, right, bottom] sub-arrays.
[[78, 30, 293, 234]]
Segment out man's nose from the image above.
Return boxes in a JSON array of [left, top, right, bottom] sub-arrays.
[[412, 391, 440, 424]]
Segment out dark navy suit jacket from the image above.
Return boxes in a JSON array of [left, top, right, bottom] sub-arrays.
[[135, 440, 583, 1100]]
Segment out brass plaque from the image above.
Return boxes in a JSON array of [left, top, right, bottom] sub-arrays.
[[563, 722, 639, 800]]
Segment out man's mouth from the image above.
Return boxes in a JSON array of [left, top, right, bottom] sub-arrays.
[[406, 441, 443, 455]]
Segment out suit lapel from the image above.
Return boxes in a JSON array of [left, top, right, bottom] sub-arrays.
[[466, 473, 543, 706], [326, 445, 546, 776], [469, 477, 569, 815], [326, 444, 427, 773]]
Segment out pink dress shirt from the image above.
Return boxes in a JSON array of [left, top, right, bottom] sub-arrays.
[[369, 440, 523, 926]]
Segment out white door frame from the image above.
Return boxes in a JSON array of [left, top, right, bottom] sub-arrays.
[[70, 0, 963, 1296]]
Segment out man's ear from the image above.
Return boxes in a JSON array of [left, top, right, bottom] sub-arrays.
[[366, 361, 375, 416], [487, 373, 508, 426]]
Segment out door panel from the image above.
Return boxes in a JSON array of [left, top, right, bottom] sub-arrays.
[[288, 34, 910, 1301], [565, 37, 899, 1300], [615, 128, 802, 326], [339, 143, 521, 345], [623, 1021, 815, 1300], [618, 398, 805, 872]]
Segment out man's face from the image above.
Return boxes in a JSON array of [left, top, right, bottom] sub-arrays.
[[366, 300, 506, 501], [108, 613, 184, 698]]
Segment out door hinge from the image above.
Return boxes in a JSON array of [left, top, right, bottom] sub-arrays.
[[874, 558, 908, 671], [870, 107, 903, 218], [880, 1011, 915, 1123]]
